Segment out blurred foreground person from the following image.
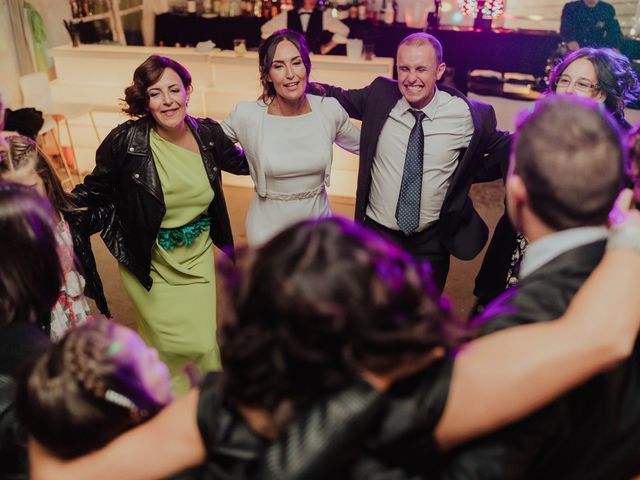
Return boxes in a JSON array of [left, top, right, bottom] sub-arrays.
[[0, 183, 58, 480], [28, 208, 640, 479]]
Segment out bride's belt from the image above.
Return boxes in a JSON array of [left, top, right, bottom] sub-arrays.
[[261, 183, 325, 201]]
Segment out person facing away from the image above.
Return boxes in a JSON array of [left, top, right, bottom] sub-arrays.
[[25, 211, 640, 480], [221, 29, 359, 245], [260, 0, 349, 54], [16, 316, 173, 461], [561, 0, 623, 51], [0, 183, 57, 480], [317, 32, 510, 291], [442, 95, 640, 479], [472, 46, 640, 313]]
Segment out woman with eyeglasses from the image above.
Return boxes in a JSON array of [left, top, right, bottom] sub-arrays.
[[472, 47, 640, 315], [548, 47, 639, 129]]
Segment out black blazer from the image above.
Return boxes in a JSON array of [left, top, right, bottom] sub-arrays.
[[321, 78, 510, 260], [287, 10, 324, 54], [443, 239, 640, 479]]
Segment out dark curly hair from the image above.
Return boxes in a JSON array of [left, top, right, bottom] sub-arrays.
[[259, 29, 314, 103], [122, 55, 192, 118], [548, 48, 640, 120], [218, 217, 464, 413]]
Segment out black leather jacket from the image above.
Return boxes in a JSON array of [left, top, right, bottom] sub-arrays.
[[196, 359, 453, 479], [70, 115, 248, 298]]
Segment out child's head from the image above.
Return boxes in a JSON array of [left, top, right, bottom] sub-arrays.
[[17, 316, 172, 459], [0, 135, 70, 212]]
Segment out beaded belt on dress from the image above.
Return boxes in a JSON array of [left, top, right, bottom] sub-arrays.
[[262, 184, 325, 201], [157, 216, 211, 250]]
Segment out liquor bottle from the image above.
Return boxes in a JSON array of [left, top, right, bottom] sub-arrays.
[[70, 0, 80, 18], [383, 0, 393, 24], [357, 0, 367, 20], [219, 0, 230, 16], [349, 0, 358, 19], [270, 0, 280, 18], [187, 0, 197, 14], [254, 0, 263, 16], [262, 0, 272, 18], [229, 0, 240, 16]]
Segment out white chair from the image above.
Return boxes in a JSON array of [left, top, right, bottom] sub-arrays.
[[19, 72, 100, 186]]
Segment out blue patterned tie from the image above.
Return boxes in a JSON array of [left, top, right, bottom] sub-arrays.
[[396, 109, 426, 234]]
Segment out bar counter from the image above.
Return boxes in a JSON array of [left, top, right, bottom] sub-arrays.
[[155, 14, 563, 90]]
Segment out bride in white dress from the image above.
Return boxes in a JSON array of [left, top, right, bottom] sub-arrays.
[[222, 29, 360, 245]]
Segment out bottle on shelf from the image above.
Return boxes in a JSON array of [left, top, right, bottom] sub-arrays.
[[270, 0, 280, 18], [187, 0, 197, 14], [357, 0, 367, 20], [253, 0, 263, 16], [383, 0, 394, 24], [262, 0, 272, 18], [349, 0, 358, 19], [228, 0, 240, 16], [69, 0, 80, 18], [203, 0, 213, 13], [81, 0, 93, 16]]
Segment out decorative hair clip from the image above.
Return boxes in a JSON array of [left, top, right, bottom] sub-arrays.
[[107, 341, 122, 357], [104, 389, 147, 418]]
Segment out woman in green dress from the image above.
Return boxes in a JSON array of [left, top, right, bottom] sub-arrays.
[[70, 55, 249, 394]]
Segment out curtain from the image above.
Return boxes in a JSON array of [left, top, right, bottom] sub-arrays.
[[24, 2, 52, 74], [6, 0, 35, 75]]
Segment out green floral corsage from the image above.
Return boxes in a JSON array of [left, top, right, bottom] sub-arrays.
[[158, 216, 211, 250]]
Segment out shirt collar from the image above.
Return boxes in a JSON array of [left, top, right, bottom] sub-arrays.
[[396, 87, 440, 121], [519, 226, 608, 279]]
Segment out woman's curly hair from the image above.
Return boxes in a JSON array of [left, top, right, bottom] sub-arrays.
[[548, 48, 640, 119], [122, 55, 192, 118], [218, 217, 466, 413]]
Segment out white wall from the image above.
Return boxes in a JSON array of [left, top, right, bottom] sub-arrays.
[[0, 0, 71, 111], [29, 0, 73, 47]]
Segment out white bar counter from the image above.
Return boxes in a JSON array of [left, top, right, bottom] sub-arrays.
[[49, 44, 394, 197]]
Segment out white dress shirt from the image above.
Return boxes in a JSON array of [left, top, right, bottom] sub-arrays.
[[260, 9, 350, 44], [367, 88, 474, 231]]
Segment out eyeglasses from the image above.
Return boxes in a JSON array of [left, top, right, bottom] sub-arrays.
[[554, 75, 599, 92]]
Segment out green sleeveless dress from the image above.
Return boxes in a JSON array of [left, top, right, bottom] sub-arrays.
[[119, 129, 220, 395]]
